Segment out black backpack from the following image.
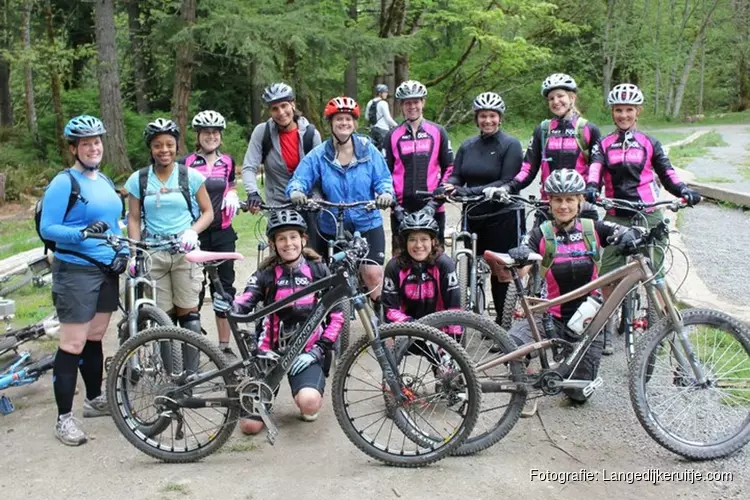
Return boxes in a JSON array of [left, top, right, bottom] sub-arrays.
[[137, 163, 195, 222], [261, 121, 316, 162], [367, 99, 379, 126], [35, 169, 118, 270]]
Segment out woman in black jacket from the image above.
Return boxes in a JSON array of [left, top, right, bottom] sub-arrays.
[[443, 92, 524, 326]]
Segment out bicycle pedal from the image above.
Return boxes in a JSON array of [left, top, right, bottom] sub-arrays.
[[255, 402, 279, 445], [582, 376, 603, 397], [0, 394, 15, 415]]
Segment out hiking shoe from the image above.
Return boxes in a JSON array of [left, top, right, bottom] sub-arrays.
[[299, 412, 319, 422], [55, 413, 87, 446], [520, 399, 538, 418], [602, 333, 614, 356], [83, 392, 111, 418]]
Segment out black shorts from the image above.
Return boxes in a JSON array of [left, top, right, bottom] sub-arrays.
[[51, 259, 119, 324], [198, 226, 237, 302], [320, 225, 386, 265]]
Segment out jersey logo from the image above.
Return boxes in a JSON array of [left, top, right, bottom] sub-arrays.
[[447, 272, 458, 287], [384, 277, 396, 292]]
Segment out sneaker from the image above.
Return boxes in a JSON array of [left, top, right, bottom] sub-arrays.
[[220, 346, 237, 358], [83, 392, 111, 418], [299, 412, 319, 422], [520, 399, 538, 418], [602, 332, 614, 356], [55, 413, 87, 446]]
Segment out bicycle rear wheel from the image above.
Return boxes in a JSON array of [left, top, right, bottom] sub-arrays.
[[419, 311, 526, 455], [630, 308, 750, 459], [332, 322, 481, 467], [107, 326, 239, 463]]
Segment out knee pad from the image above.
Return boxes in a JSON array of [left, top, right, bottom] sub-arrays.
[[178, 311, 202, 335]]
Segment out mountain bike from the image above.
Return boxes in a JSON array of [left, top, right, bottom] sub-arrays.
[[105, 233, 481, 467], [0, 301, 59, 414], [473, 199, 750, 460]]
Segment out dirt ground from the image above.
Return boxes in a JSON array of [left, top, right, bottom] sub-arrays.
[[1, 182, 747, 500]]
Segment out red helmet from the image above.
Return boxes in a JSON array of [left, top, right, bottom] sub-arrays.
[[323, 96, 360, 120]]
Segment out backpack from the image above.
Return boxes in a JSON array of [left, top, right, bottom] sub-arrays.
[[138, 163, 195, 222], [539, 218, 600, 278], [540, 117, 590, 163], [367, 98, 379, 126], [35, 169, 118, 270], [261, 121, 316, 162]]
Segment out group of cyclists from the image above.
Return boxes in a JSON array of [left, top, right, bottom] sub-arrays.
[[39, 72, 702, 445]]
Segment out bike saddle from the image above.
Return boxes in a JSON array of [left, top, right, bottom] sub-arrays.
[[185, 250, 245, 264], [483, 250, 543, 268]]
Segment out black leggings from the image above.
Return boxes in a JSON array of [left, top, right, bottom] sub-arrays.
[[198, 227, 237, 315], [469, 209, 524, 324]]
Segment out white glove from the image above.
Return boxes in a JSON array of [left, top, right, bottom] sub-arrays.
[[483, 186, 509, 201], [290, 191, 308, 207], [222, 191, 240, 219], [180, 229, 199, 252], [376, 192, 394, 209]]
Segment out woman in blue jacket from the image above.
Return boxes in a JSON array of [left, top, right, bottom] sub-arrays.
[[286, 96, 394, 305], [39, 115, 124, 447]]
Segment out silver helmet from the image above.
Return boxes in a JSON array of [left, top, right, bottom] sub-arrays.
[[191, 110, 226, 130], [262, 82, 295, 105], [395, 80, 428, 100], [472, 92, 506, 114], [607, 83, 644, 106], [544, 168, 586, 195]]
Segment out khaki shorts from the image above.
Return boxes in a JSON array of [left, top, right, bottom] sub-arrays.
[[599, 211, 667, 279], [148, 250, 203, 311]]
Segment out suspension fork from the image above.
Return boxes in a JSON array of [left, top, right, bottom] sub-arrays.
[[354, 296, 404, 399]]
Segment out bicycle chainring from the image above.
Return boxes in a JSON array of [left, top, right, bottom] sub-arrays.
[[237, 379, 276, 415], [538, 370, 564, 396]]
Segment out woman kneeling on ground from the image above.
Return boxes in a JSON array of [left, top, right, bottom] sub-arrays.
[[487, 169, 642, 416], [213, 210, 344, 434]]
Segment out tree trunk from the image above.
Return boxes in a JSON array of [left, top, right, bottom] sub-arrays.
[[45, 1, 72, 165], [170, 0, 197, 155], [671, 0, 720, 119], [94, 0, 132, 175], [21, 0, 38, 140], [697, 33, 705, 114], [0, 0, 13, 126], [126, 0, 149, 113], [394, 54, 409, 89], [249, 60, 262, 126], [602, 0, 618, 105], [344, 0, 358, 99], [653, 0, 662, 115]]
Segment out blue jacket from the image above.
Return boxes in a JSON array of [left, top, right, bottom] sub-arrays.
[[286, 134, 395, 235]]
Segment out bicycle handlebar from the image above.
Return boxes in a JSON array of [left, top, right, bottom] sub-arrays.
[[595, 196, 687, 213], [84, 233, 181, 251], [414, 189, 485, 204]]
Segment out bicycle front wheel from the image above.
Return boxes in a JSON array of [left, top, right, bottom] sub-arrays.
[[332, 322, 481, 467], [630, 308, 750, 460], [107, 326, 239, 463]]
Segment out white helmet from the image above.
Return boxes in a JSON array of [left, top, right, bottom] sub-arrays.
[[541, 73, 577, 97], [191, 110, 226, 130], [607, 83, 644, 106], [395, 80, 428, 100], [472, 92, 506, 114]]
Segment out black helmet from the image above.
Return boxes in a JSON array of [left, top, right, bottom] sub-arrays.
[[144, 118, 180, 148], [262, 83, 295, 105], [266, 209, 307, 238], [544, 168, 586, 195], [399, 210, 439, 237]]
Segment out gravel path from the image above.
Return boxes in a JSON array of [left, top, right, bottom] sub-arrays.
[[680, 124, 750, 192]]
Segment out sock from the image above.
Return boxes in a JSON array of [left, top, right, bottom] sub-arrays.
[[79, 340, 103, 400], [219, 342, 229, 350], [53, 348, 80, 417]]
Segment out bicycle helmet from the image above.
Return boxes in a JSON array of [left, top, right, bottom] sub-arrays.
[[607, 83, 644, 106], [394, 80, 428, 100], [266, 209, 308, 238], [472, 92, 506, 114], [399, 211, 439, 237], [144, 118, 180, 148], [262, 82, 295, 105], [541, 73, 577, 97], [544, 168, 586, 195], [64, 115, 106, 143], [191, 110, 226, 130], [323, 96, 360, 120], [375, 84, 389, 94]]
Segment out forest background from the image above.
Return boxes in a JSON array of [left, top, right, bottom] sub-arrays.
[[0, 0, 749, 199]]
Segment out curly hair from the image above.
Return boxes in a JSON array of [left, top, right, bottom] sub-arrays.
[[395, 234, 443, 269]]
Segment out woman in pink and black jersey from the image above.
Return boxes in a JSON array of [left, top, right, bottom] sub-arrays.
[[497, 74, 601, 222], [182, 110, 240, 356]]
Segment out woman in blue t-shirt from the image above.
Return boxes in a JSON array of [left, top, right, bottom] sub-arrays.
[[39, 115, 124, 447], [124, 119, 213, 340]]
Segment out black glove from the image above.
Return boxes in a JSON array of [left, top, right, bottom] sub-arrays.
[[81, 220, 109, 238], [452, 186, 471, 197], [508, 245, 533, 262], [247, 192, 263, 209], [614, 228, 643, 253], [680, 187, 701, 207], [432, 186, 447, 198], [584, 184, 599, 204]]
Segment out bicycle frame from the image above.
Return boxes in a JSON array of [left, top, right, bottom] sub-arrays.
[[476, 254, 701, 387]]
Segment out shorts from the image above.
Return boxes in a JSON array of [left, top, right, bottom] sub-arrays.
[[148, 250, 203, 311], [52, 260, 119, 324], [599, 211, 666, 278], [241, 362, 326, 421], [320, 225, 386, 266], [198, 227, 237, 304]]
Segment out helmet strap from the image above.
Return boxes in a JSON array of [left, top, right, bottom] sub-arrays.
[[330, 124, 353, 151]]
